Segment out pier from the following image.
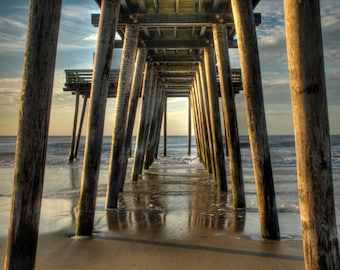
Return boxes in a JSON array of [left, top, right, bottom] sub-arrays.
[[4, 1, 339, 270]]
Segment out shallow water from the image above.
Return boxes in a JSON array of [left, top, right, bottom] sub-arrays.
[[1, 136, 340, 241]]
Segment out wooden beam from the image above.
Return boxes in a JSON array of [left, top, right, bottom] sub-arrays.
[[76, 0, 120, 237], [139, 39, 210, 49], [91, 13, 261, 27], [284, 0, 340, 268], [106, 24, 139, 209], [118, 48, 147, 191], [4, 1, 62, 269], [231, 0, 279, 240], [213, 23, 245, 209], [204, 48, 227, 192]]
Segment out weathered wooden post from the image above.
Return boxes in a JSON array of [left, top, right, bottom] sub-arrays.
[[144, 83, 162, 169], [131, 63, 154, 181], [284, 1, 340, 268], [4, 0, 61, 269], [193, 76, 207, 167], [191, 85, 203, 162], [69, 90, 80, 162], [198, 63, 213, 174], [188, 96, 192, 156], [153, 93, 166, 160], [143, 77, 159, 167], [118, 48, 147, 191], [203, 47, 227, 192], [106, 24, 139, 209], [76, 0, 120, 237], [231, 0, 280, 239], [163, 96, 167, 157], [74, 94, 88, 160], [213, 23, 245, 209]]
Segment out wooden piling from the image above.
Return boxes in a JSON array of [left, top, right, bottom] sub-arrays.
[[106, 24, 139, 209], [143, 77, 159, 167], [153, 93, 166, 160], [213, 24, 245, 209], [69, 90, 80, 162], [74, 94, 88, 160], [191, 85, 202, 162], [198, 63, 213, 174], [284, 0, 340, 268], [131, 64, 155, 181], [118, 48, 147, 191], [231, 0, 280, 239], [203, 47, 227, 192], [4, 0, 61, 269], [193, 76, 207, 167], [163, 97, 167, 157], [144, 83, 162, 169], [76, 0, 120, 236], [188, 96, 192, 156]]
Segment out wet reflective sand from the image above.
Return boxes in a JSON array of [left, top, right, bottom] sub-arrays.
[[0, 159, 305, 269], [91, 160, 249, 241]]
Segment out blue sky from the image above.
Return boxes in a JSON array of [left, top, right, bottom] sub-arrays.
[[0, 0, 339, 136]]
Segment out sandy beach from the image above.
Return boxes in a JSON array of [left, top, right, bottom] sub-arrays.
[[0, 160, 306, 269], [0, 225, 304, 270], [3, 135, 340, 269]]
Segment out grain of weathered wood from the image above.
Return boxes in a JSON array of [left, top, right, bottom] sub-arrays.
[[284, 0, 340, 268], [4, 1, 61, 269], [198, 62, 214, 174], [131, 64, 154, 181], [76, 0, 120, 236], [163, 97, 167, 157], [231, 0, 279, 239], [69, 90, 80, 162], [153, 94, 166, 160], [144, 83, 162, 169], [213, 23, 245, 209], [193, 76, 207, 168], [106, 24, 139, 209], [203, 47, 227, 192], [188, 96, 192, 156], [74, 95, 88, 160], [118, 48, 147, 191]]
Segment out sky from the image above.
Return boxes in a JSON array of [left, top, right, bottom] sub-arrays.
[[0, 0, 339, 136]]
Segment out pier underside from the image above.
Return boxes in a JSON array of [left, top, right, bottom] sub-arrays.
[[6, 0, 339, 269]]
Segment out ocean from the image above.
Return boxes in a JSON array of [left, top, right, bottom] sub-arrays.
[[1, 135, 340, 241]]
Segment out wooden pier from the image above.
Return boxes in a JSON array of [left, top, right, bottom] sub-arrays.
[[5, 1, 339, 270]]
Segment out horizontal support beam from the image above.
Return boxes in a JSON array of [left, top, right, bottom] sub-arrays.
[[91, 13, 261, 27], [140, 39, 211, 49]]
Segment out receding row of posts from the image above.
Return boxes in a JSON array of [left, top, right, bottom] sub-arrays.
[[5, 0, 339, 269]]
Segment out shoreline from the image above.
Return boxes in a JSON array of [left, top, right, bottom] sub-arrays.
[[0, 225, 304, 270]]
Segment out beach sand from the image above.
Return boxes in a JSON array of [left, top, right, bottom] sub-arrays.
[[0, 226, 304, 270], [0, 163, 305, 269]]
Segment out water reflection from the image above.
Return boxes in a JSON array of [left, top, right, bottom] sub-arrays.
[[105, 166, 245, 239], [69, 165, 82, 223]]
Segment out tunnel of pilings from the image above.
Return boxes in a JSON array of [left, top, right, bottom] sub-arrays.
[[5, 1, 339, 270]]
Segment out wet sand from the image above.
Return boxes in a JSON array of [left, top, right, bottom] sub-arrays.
[[0, 160, 305, 269], [0, 226, 304, 270]]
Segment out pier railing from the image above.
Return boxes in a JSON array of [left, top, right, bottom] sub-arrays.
[[64, 68, 242, 97]]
